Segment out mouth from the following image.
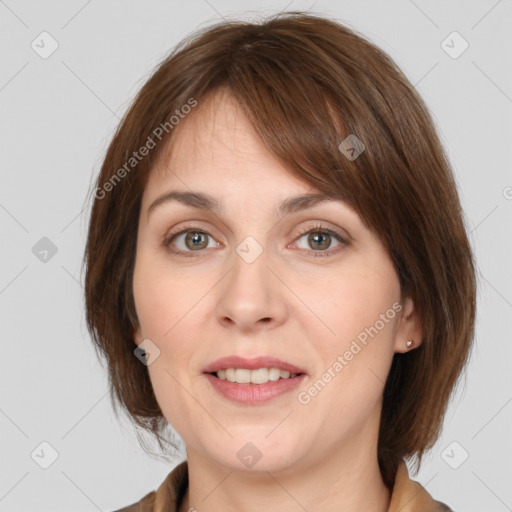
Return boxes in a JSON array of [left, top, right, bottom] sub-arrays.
[[203, 355, 306, 380], [207, 368, 304, 384], [202, 356, 307, 404]]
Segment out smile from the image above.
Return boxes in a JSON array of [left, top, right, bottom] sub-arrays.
[[214, 367, 300, 384], [204, 372, 306, 404]]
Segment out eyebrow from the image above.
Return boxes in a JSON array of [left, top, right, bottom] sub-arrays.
[[147, 190, 340, 218]]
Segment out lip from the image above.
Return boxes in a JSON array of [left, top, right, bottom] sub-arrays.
[[204, 373, 307, 405], [202, 356, 307, 374]]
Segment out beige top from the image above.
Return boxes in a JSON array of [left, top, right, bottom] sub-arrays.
[[112, 460, 453, 511]]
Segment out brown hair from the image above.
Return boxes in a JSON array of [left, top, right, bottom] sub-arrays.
[[83, 11, 476, 487]]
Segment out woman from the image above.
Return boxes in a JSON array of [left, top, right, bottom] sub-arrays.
[[84, 11, 475, 512]]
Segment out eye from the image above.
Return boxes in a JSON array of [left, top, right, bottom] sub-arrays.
[[163, 226, 221, 257], [291, 223, 347, 257], [163, 222, 348, 258]]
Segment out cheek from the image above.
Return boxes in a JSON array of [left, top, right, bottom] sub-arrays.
[[298, 264, 400, 403], [132, 250, 196, 338], [132, 252, 208, 418], [298, 261, 401, 348], [147, 361, 202, 448]]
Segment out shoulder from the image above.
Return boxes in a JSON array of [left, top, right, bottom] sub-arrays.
[[108, 460, 188, 512], [389, 461, 455, 512], [434, 501, 454, 512]]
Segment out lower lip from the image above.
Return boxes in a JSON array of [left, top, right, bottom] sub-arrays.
[[204, 373, 307, 404]]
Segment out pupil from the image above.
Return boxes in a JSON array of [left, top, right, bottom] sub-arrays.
[[310, 232, 330, 250], [186, 232, 207, 250]]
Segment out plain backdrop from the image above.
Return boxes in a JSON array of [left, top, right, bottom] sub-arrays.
[[0, 1, 511, 511]]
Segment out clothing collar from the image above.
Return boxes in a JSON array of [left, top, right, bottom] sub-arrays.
[[122, 459, 451, 511]]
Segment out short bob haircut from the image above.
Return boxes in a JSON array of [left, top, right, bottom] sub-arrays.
[[83, 11, 476, 488]]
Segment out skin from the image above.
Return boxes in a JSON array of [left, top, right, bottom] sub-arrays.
[[132, 88, 422, 512]]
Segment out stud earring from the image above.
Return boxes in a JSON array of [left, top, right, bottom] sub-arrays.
[[406, 339, 414, 349]]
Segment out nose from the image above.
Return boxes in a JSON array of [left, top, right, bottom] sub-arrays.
[[215, 240, 289, 333]]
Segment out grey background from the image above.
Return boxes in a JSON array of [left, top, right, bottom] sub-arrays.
[[1, 0, 511, 510]]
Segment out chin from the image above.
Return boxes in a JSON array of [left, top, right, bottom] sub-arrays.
[[204, 434, 307, 474]]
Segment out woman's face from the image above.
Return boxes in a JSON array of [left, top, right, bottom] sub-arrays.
[[132, 90, 421, 474]]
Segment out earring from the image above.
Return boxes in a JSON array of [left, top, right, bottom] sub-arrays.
[[406, 339, 414, 349]]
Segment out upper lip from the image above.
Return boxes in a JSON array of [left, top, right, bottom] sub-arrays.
[[203, 356, 307, 374]]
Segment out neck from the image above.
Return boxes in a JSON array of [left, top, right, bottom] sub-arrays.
[[179, 433, 391, 512]]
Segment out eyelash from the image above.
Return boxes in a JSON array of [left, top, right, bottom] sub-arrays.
[[162, 223, 348, 259]]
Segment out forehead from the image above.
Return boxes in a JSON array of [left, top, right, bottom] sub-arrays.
[[144, 89, 315, 202]]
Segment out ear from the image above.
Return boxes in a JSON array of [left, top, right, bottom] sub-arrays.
[[133, 325, 144, 347], [394, 296, 423, 353]]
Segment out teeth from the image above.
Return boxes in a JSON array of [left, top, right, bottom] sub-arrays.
[[215, 368, 299, 384]]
